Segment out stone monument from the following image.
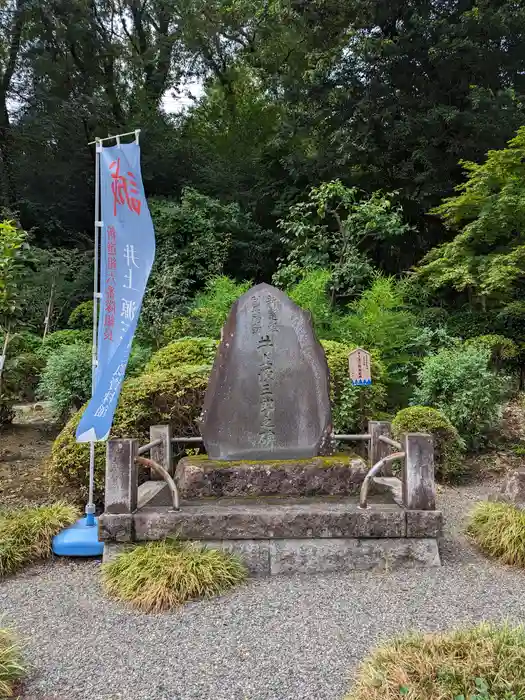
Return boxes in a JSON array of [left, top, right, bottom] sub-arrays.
[[198, 283, 332, 461]]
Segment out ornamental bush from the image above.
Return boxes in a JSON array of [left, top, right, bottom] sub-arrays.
[[321, 340, 388, 433], [0, 626, 26, 697], [3, 352, 45, 402], [145, 337, 218, 373], [346, 623, 525, 700], [101, 539, 247, 612], [68, 300, 94, 329], [466, 501, 525, 567], [412, 344, 509, 451], [46, 364, 210, 503], [37, 342, 92, 422], [392, 406, 465, 482], [37, 329, 91, 361]]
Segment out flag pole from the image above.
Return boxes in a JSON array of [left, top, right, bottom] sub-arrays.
[[86, 137, 102, 527]]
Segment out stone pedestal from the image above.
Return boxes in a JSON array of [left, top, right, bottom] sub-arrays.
[[175, 454, 368, 499]]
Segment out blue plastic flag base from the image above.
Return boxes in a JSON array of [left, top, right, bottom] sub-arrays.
[[52, 516, 104, 557]]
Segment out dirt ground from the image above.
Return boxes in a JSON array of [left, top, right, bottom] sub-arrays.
[[0, 404, 73, 508]]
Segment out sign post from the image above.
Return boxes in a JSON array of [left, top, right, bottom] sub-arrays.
[[348, 348, 372, 386]]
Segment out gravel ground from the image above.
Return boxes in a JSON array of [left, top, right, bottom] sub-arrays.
[[2, 484, 525, 700]]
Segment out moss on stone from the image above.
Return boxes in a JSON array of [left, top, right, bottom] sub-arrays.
[[181, 453, 361, 469]]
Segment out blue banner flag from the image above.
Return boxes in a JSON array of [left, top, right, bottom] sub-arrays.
[[76, 142, 155, 442]]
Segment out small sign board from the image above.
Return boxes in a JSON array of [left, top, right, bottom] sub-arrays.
[[0, 355, 4, 372], [348, 348, 372, 386]]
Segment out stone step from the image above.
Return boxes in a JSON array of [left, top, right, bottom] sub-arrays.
[[100, 497, 442, 543]]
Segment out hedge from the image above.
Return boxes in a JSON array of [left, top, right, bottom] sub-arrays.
[[145, 337, 218, 373], [392, 405, 465, 482], [46, 364, 210, 503]]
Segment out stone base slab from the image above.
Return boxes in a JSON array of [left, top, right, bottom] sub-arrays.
[[103, 537, 441, 574], [175, 454, 369, 499], [99, 500, 442, 542]]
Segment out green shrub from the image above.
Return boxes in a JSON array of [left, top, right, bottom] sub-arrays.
[[466, 334, 518, 370], [101, 539, 247, 612], [0, 502, 79, 577], [68, 300, 93, 329], [346, 623, 525, 700], [392, 406, 465, 482], [3, 352, 45, 402], [127, 344, 153, 377], [191, 276, 251, 338], [321, 340, 388, 433], [0, 626, 26, 697], [412, 345, 509, 451], [288, 269, 334, 337], [467, 501, 525, 566], [145, 337, 218, 373], [0, 330, 41, 355], [46, 364, 210, 503], [37, 343, 92, 422], [162, 316, 197, 344], [37, 329, 91, 361]]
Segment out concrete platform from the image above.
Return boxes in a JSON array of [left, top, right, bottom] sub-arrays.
[[103, 537, 441, 574]]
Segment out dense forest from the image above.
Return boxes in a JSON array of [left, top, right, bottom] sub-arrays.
[[1, 0, 525, 489]]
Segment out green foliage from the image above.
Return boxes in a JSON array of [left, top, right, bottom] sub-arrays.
[[191, 276, 251, 338], [0, 502, 79, 577], [335, 275, 434, 404], [0, 626, 26, 698], [392, 406, 465, 482], [37, 343, 92, 422], [467, 502, 525, 567], [145, 338, 218, 373], [138, 189, 271, 346], [288, 269, 333, 337], [466, 335, 518, 369], [320, 340, 387, 433], [346, 623, 525, 700], [101, 539, 247, 612], [162, 316, 196, 344], [0, 221, 29, 324], [126, 344, 153, 378], [68, 300, 93, 330], [3, 352, 45, 402], [46, 364, 210, 503], [38, 340, 154, 423], [37, 329, 91, 361], [275, 182, 409, 301], [418, 126, 525, 304], [413, 345, 510, 450]]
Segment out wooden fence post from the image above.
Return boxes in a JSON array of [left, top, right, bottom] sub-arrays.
[[402, 432, 435, 510], [105, 439, 139, 514], [369, 420, 393, 474], [150, 425, 173, 478]]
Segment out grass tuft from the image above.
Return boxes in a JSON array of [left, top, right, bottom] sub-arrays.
[[466, 501, 525, 567], [101, 539, 247, 612], [346, 623, 525, 700], [0, 626, 26, 697], [0, 502, 79, 577]]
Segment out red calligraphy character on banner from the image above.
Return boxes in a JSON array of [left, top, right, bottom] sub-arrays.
[[107, 225, 117, 242], [104, 328, 113, 341], [105, 286, 116, 314], [109, 158, 142, 216]]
